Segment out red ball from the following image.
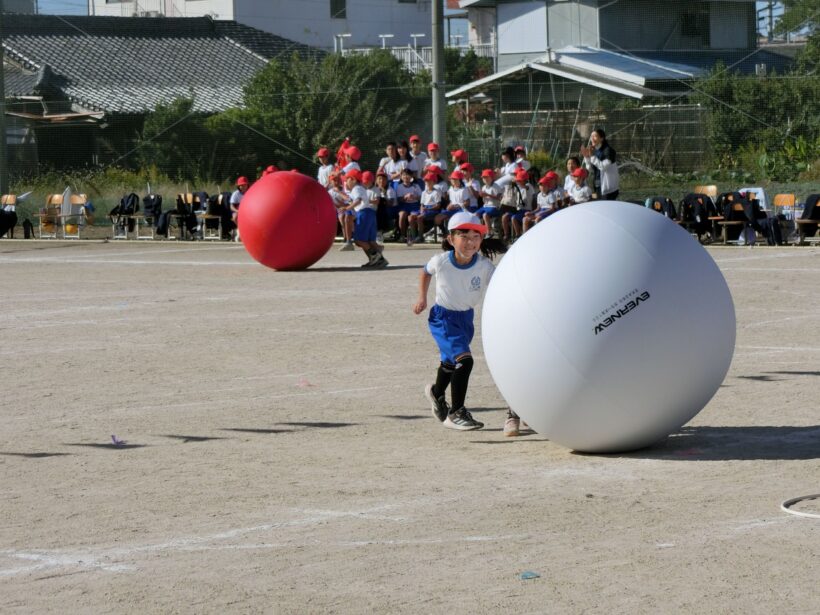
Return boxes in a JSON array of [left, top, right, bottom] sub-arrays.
[[237, 172, 337, 271]]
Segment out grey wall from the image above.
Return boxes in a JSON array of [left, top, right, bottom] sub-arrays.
[[599, 0, 755, 51]]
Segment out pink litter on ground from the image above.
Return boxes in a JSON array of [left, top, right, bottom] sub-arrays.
[[295, 378, 315, 388]]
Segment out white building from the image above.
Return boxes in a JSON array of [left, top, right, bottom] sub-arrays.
[[87, 0, 437, 50]]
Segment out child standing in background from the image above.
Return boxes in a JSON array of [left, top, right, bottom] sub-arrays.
[[413, 212, 507, 430]]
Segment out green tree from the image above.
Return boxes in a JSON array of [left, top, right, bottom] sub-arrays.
[[443, 48, 494, 87], [224, 51, 430, 174], [135, 97, 215, 180]]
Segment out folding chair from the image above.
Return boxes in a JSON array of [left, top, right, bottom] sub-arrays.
[[1, 195, 17, 239], [38, 194, 62, 239], [796, 194, 820, 246], [168, 193, 194, 240], [196, 196, 223, 241], [61, 194, 88, 239], [717, 201, 750, 245], [694, 185, 718, 200]]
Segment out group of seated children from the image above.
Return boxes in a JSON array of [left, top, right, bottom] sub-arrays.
[[317, 137, 595, 249]]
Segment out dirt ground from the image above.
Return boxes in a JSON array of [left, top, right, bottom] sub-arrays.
[[0, 238, 818, 614]]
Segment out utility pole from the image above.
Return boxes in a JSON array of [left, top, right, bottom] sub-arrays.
[[0, 0, 8, 196], [431, 0, 446, 154]]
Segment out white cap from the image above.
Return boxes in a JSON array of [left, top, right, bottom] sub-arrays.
[[448, 211, 488, 235]]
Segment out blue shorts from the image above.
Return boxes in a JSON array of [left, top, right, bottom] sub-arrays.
[[474, 207, 501, 218], [510, 210, 528, 222], [428, 304, 474, 364], [401, 202, 420, 214], [440, 208, 462, 218], [353, 208, 377, 242], [535, 208, 556, 221]]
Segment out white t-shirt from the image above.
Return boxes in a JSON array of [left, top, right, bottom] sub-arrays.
[[514, 158, 531, 171], [434, 180, 449, 195], [348, 184, 370, 212], [447, 186, 470, 209], [395, 182, 422, 204], [374, 186, 396, 207], [328, 186, 347, 208], [407, 156, 424, 177], [420, 188, 442, 211], [366, 187, 381, 210], [569, 183, 592, 204], [342, 161, 361, 173], [317, 164, 334, 188], [384, 159, 407, 179], [230, 189, 244, 206], [480, 182, 502, 208], [564, 175, 575, 194], [496, 161, 519, 187], [425, 252, 496, 312], [511, 183, 535, 211], [465, 178, 480, 209], [536, 188, 563, 210], [411, 150, 428, 168], [425, 158, 447, 173]]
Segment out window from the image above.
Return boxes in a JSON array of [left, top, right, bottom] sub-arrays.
[[681, 8, 709, 44], [330, 0, 346, 19]]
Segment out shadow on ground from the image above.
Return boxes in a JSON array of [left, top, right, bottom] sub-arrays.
[[577, 425, 820, 461]]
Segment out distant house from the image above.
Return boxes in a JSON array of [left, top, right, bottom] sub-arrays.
[[87, 0, 436, 50], [447, 0, 794, 169], [2, 14, 320, 173]]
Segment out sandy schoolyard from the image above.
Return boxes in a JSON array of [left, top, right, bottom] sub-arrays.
[[0, 240, 818, 613]]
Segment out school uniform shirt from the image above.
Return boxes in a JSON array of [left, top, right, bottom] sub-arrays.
[[420, 189, 442, 212], [480, 183, 502, 208], [377, 156, 392, 171], [512, 183, 535, 211], [327, 187, 347, 207], [465, 178, 480, 209], [230, 189, 244, 206], [495, 161, 519, 187], [424, 159, 447, 174], [395, 182, 422, 204], [377, 186, 397, 207], [425, 252, 496, 312], [563, 175, 575, 195], [434, 180, 449, 195], [447, 186, 470, 209], [317, 164, 334, 188], [342, 161, 361, 174], [569, 183, 592, 204], [515, 158, 531, 172], [366, 187, 381, 210], [384, 159, 407, 179], [406, 156, 424, 177], [410, 150, 428, 168], [536, 188, 563, 211], [348, 184, 370, 212]]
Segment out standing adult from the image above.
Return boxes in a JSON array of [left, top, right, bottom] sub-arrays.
[[581, 128, 619, 201]]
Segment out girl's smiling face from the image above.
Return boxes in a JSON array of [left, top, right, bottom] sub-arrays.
[[448, 229, 482, 262]]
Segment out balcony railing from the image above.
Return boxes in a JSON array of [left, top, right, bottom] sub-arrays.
[[341, 43, 495, 74]]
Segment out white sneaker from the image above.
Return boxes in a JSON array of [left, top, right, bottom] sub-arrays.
[[504, 416, 520, 437]]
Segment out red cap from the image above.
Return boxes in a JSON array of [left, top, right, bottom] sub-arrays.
[[361, 170, 374, 183], [480, 169, 495, 179], [450, 149, 468, 162], [423, 172, 438, 182], [545, 170, 559, 180], [345, 145, 361, 161], [449, 170, 464, 181], [514, 145, 526, 153], [459, 162, 474, 174], [316, 147, 330, 158], [409, 134, 421, 143], [428, 165, 444, 176], [344, 169, 362, 182], [427, 142, 439, 151], [571, 167, 589, 179], [236, 176, 249, 186], [376, 169, 388, 177], [514, 169, 529, 182]]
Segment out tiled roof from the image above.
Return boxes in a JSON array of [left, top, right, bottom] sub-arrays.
[[1, 14, 321, 114]]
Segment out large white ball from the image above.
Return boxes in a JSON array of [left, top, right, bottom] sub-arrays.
[[481, 201, 735, 453]]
